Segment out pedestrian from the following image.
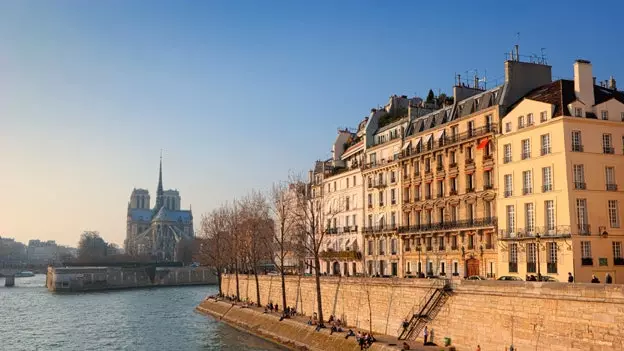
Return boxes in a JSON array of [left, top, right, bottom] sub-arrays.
[[423, 326, 429, 345], [477, 345, 481, 351], [606, 273, 613, 284], [567, 272, 574, 283]]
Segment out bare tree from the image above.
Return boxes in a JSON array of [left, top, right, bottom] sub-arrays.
[[289, 173, 340, 325], [195, 208, 231, 296], [239, 191, 274, 306], [225, 201, 243, 301], [267, 181, 301, 312]]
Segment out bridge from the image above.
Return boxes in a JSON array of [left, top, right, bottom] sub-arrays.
[[0, 265, 47, 287]]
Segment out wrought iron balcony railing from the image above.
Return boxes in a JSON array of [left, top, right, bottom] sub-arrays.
[[398, 217, 497, 234], [498, 225, 572, 240]]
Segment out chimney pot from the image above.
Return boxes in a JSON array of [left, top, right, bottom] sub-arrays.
[[573, 60, 595, 107]]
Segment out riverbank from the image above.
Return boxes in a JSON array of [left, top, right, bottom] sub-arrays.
[[196, 298, 446, 351]]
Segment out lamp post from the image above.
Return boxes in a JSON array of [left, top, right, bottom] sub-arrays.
[[536, 233, 542, 281], [417, 245, 422, 277]]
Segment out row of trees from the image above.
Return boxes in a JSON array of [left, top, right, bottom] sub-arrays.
[[195, 176, 338, 324]]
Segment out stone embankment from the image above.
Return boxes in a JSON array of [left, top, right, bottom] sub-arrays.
[[47, 266, 217, 292], [218, 274, 624, 351], [196, 298, 431, 351]]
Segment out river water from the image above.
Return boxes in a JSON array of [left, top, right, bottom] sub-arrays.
[[0, 275, 284, 351]]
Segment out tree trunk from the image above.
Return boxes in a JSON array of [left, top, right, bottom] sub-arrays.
[[254, 269, 261, 307], [314, 255, 324, 324], [235, 259, 240, 301], [280, 271, 287, 313], [217, 270, 223, 296]]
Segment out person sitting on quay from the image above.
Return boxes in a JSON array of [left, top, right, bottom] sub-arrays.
[[591, 275, 600, 283], [568, 272, 574, 283], [345, 329, 355, 339]]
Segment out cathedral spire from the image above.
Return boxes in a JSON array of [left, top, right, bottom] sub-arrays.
[[155, 151, 165, 212]]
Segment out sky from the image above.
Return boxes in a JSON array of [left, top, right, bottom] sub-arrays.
[[1, 1, 623, 247]]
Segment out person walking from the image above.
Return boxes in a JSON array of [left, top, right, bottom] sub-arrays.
[[423, 326, 429, 345], [606, 273, 613, 284], [568, 272, 574, 283]]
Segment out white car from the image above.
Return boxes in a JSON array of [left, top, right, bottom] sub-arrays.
[[466, 275, 484, 280]]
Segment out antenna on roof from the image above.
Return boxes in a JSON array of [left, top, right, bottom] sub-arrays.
[[540, 48, 547, 65]]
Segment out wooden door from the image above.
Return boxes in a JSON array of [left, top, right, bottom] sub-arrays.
[[466, 258, 480, 277]]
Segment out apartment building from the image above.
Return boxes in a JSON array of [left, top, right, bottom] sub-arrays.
[[316, 123, 367, 276], [497, 60, 624, 283], [362, 96, 416, 277]]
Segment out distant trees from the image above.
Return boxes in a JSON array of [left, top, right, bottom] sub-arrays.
[[77, 231, 109, 260], [426, 89, 436, 104]]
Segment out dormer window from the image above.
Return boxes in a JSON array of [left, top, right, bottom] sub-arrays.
[[505, 122, 512, 133], [601, 111, 608, 120], [575, 107, 583, 117], [518, 116, 525, 129]]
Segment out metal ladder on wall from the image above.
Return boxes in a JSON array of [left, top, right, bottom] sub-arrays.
[[398, 279, 453, 341]]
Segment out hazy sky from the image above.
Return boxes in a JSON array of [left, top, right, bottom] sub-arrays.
[[1, 1, 623, 247]]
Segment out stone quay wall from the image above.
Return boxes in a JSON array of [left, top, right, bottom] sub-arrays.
[[196, 299, 399, 351], [47, 266, 217, 292], [221, 274, 624, 351]]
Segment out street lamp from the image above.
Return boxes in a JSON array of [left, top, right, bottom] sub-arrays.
[[416, 245, 422, 277], [536, 233, 542, 281]]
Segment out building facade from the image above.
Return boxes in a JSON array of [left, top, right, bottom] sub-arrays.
[[125, 156, 194, 261], [497, 60, 624, 283]]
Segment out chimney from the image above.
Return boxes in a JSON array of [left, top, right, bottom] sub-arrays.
[[474, 75, 479, 89], [573, 60, 595, 107], [593, 77, 596, 85], [608, 76, 617, 90], [308, 170, 313, 183]]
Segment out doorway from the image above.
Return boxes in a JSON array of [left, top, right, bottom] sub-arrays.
[[466, 258, 480, 277]]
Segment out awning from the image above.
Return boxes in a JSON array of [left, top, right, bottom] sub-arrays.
[[377, 213, 385, 223], [434, 129, 446, 142], [401, 141, 412, 151], [484, 167, 493, 171], [477, 138, 490, 150], [413, 137, 422, 149]]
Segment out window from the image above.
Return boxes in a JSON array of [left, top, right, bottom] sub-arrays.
[[390, 171, 396, 183], [547, 242, 557, 273], [425, 158, 431, 172], [521, 139, 531, 159], [368, 194, 372, 208], [603, 134, 614, 154], [391, 238, 397, 254], [391, 189, 396, 205], [346, 178, 349, 188], [576, 199, 589, 234], [606, 167, 616, 191], [526, 243, 536, 273], [518, 115, 525, 129], [369, 153, 376, 165], [379, 191, 384, 206], [453, 261, 459, 274], [483, 170, 492, 189], [467, 120, 475, 136], [525, 203, 535, 232], [466, 174, 474, 192], [450, 177, 458, 193], [613, 242, 622, 260], [506, 205, 515, 233], [573, 165, 585, 189], [540, 134, 551, 155], [485, 114, 493, 130], [504, 144, 512, 163], [451, 206, 458, 222], [466, 146, 474, 160], [505, 122, 512, 133], [437, 180, 444, 197], [379, 239, 385, 255], [571, 131, 583, 152], [522, 170, 532, 195], [574, 107, 583, 117], [581, 241, 592, 258], [509, 243, 518, 272], [601, 110, 608, 120], [545, 200, 555, 231], [609, 200, 620, 228], [484, 201, 492, 219], [540, 111, 548, 122], [425, 183, 432, 199], [450, 150, 456, 164], [468, 235, 474, 249], [542, 167, 552, 192], [438, 207, 445, 224], [527, 113, 534, 126], [414, 161, 420, 175], [504, 174, 513, 197], [368, 214, 373, 227]]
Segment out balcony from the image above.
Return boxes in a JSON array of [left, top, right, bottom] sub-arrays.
[[485, 243, 493, 249], [522, 187, 533, 195], [397, 217, 497, 234], [449, 189, 458, 196], [373, 181, 387, 189], [449, 162, 458, 169], [540, 147, 551, 156], [614, 257, 624, 266], [526, 262, 536, 273], [438, 245, 445, 251], [400, 125, 497, 160], [603, 147, 615, 154], [572, 144, 584, 152], [465, 158, 475, 165], [504, 190, 513, 198], [483, 154, 493, 161], [547, 262, 557, 274], [498, 225, 572, 240], [437, 192, 444, 198], [581, 257, 593, 266], [465, 187, 475, 193], [451, 245, 458, 250], [326, 227, 338, 234], [542, 184, 552, 192], [607, 184, 618, 191], [379, 202, 385, 207], [436, 164, 444, 171], [574, 182, 586, 190], [363, 225, 397, 234], [368, 203, 373, 209], [578, 224, 591, 235], [320, 250, 362, 261], [509, 262, 518, 273], [484, 183, 494, 190], [425, 194, 432, 200], [467, 243, 474, 250], [426, 246, 433, 251]]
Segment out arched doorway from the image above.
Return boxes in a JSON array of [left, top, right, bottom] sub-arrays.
[[466, 258, 480, 277], [332, 262, 340, 276]]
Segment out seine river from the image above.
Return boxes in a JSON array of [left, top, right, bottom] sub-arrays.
[[0, 275, 284, 351]]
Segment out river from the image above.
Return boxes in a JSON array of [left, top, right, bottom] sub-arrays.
[[0, 275, 285, 351]]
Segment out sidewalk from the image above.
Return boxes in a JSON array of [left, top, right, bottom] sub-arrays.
[[216, 298, 451, 351]]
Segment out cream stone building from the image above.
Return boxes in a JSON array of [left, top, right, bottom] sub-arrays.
[[497, 60, 624, 283], [316, 122, 367, 276]]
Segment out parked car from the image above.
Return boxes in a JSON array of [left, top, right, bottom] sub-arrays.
[[539, 275, 557, 282], [498, 276, 523, 281], [466, 275, 484, 280]]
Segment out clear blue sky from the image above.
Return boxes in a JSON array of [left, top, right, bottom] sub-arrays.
[[1, 1, 622, 246]]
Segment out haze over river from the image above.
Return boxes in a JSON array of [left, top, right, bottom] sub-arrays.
[[0, 275, 284, 351]]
